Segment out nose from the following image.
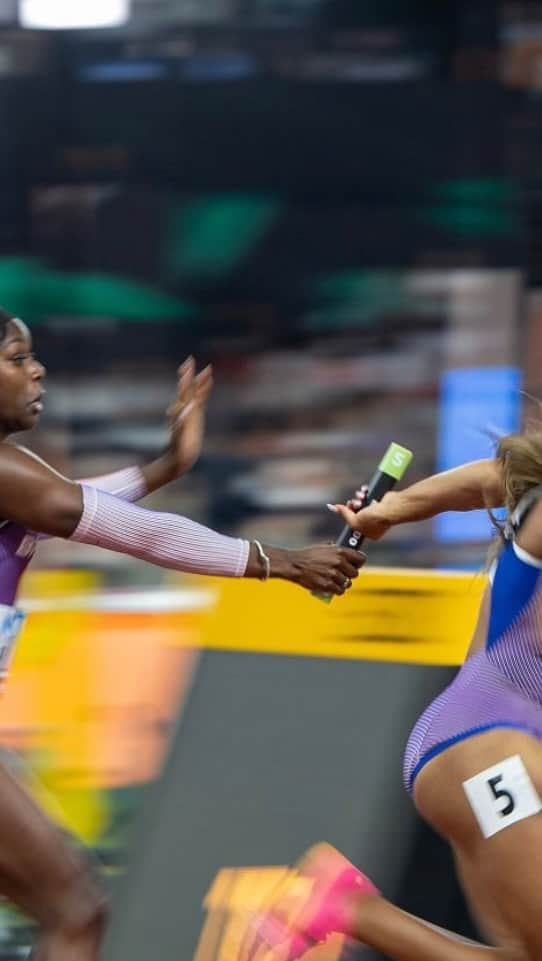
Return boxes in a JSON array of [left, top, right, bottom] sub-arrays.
[[31, 357, 46, 380]]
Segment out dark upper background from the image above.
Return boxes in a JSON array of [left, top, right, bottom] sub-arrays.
[[0, 0, 537, 574]]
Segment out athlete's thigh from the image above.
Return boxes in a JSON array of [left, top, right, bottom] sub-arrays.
[[452, 845, 521, 950], [0, 761, 85, 923], [414, 729, 542, 957]]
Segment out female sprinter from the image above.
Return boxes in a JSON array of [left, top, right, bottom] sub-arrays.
[[242, 440, 542, 961], [0, 307, 364, 961]]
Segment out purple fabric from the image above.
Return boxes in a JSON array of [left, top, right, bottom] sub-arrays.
[[0, 523, 36, 605], [403, 547, 542, 794]]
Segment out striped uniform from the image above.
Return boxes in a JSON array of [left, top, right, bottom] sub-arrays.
[[403, 488, 542, 794]]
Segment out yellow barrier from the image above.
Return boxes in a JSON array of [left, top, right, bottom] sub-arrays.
[[18, 567, 488, 668], [200, 567, 487, 666]]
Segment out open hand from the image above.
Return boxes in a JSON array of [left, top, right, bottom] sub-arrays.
[[167, 357, 213, 477]]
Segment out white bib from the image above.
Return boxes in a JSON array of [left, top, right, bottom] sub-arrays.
[[0, 605, 25, 681]]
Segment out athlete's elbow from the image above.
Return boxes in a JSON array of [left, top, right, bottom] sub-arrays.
[[38, 483, 85, 538]]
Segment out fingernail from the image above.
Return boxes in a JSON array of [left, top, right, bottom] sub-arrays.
[[326, 504, 338, 513]]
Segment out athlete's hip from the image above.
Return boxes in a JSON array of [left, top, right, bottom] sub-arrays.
[[403, 660, 542, 795]]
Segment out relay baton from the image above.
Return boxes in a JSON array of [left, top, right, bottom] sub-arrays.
[[313, 442, 413, 603]]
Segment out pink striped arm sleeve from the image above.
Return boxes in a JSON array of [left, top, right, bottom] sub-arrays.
[[36, 466, 149, 543], [70, 484, 250, 578], [77, 465, 148, 502]]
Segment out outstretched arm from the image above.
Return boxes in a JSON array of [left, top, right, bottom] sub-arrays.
[[330, 459, 505, 540], [0, 445, 364, 597]]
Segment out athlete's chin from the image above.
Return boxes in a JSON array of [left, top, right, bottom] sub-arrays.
[[16, 412, 40, 431]]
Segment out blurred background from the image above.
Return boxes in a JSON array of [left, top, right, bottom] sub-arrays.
[[0, 0, 537, 957]]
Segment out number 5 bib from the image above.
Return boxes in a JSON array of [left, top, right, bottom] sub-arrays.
[[463, 754, 542, 839]]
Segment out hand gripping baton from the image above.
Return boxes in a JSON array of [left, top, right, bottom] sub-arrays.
[[313, 442, 413, 602]]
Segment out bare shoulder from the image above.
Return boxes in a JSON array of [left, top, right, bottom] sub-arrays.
[[0, 443, 65, 481], [515, 495, 542, 562], [4, 443, 68, 474], [0, 443, 81, 536]]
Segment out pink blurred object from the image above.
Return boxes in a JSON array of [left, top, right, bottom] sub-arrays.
[[244, 843, 380, 961]]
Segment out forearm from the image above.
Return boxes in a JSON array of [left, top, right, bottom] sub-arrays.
[[70, 485, 249, 576], [140, 452, 179, 494], [80, 456, 181, 500], [69, 484, 300, 581], [79, 451, 186, 501], [78, 465, 149, 502], [379, 459, 504, 525]]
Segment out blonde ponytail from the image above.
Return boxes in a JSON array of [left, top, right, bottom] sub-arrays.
[[496, 431, 542, 514], [485, 431, 542, 565]]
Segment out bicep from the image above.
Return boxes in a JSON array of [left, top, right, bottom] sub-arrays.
[[0, 448, 83, 537]]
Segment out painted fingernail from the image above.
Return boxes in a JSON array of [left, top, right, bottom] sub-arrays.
[[326, 504, 338, 513]]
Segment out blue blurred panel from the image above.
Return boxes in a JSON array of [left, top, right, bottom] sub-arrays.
[[79, 61, 168, 82], [436, 367, 522, 543]]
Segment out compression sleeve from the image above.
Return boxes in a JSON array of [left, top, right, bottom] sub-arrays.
[[69, 484, 250, 577], [77, 465, 147, 503]]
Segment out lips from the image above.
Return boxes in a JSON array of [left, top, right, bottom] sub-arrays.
[[28, 394, 45, 413]]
